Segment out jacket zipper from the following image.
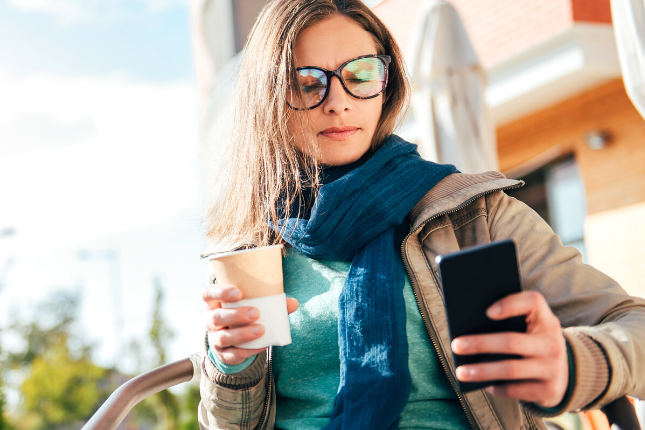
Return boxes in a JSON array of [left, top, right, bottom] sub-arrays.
[[400, 184, 523, 430], [256, 346, 273, 430]]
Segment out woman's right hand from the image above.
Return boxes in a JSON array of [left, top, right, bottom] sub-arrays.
[[203, 283, 299, 365]]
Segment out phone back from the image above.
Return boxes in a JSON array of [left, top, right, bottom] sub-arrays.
[[436, 239, 527, 392]]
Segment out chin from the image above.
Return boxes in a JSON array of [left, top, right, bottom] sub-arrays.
[[320, 151, 366, 166], [319, 141, 371, 166]]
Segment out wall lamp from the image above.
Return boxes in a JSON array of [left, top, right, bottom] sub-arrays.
[[584, 130, 611, 150]]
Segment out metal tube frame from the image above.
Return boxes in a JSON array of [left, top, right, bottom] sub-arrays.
[[81, 353, 201, 430]]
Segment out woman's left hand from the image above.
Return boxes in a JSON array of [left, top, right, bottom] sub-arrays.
[[451, 290, 569, 408]]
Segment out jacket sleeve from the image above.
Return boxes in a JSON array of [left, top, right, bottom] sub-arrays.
[[198, 334, 271, 429], [486, 191, 645, 415]]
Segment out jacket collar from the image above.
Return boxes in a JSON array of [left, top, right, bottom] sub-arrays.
[[410, 171, 523, 231]]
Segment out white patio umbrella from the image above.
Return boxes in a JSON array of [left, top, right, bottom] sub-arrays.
[[611, 0, 645, 120], [190, 0, 241, 190], [406, 0, 498, 173], [190, 0, 237, 123]]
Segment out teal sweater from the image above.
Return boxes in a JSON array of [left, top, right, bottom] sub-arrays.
[[212, 248, 470, 429]]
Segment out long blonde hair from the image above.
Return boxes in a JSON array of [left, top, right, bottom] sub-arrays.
[[205, 0, 410, 247]]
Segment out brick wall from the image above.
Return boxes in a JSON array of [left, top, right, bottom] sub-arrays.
[[571, 0, 612, 22], [372, 0, 425, 55], [497, 79, 645, 216], [373, 0, 612, 67]]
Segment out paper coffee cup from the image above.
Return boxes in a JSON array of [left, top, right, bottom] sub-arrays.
[[209, 244, 292, 349]]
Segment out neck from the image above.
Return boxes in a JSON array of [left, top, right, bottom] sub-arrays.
[[319, 150, 372, 184]]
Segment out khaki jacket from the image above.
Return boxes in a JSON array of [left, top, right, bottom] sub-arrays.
[[198, 172, 645, 430]]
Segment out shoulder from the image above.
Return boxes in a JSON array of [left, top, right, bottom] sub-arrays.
[[410, 171, 523, 230]]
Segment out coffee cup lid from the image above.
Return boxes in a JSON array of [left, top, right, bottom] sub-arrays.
[[202, 244, 283, 261]]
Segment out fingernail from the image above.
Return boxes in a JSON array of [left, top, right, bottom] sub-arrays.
[[456, 366, 463, 380], [228, 289, 241, 300], [252, 325, 264, 336], [452, 338, 469, 352], [487, 304, 502, 318], [247, 308, 259, 320], [456, 366, 473, 381]]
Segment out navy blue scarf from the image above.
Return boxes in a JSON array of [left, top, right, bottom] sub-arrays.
[[274, 135, 457, 429]]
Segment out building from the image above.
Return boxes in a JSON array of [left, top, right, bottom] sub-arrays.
[[374, 0, 645, 297]]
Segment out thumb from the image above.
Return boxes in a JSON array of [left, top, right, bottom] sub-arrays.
[[286, 298, 299, 314]]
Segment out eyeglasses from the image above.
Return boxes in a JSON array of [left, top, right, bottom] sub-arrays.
[[287, 54, 391, 111]]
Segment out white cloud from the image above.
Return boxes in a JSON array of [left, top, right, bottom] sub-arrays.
[[0, 69, 201, 250], [0, 69, 206, 372], [8, 0, 186, 25]]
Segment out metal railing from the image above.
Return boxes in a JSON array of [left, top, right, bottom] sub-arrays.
[[81, 353, 201, 430]]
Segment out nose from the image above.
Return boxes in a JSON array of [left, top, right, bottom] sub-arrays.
[[322, 75, 351, 114]]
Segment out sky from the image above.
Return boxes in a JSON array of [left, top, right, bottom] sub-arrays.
[[0, 0, 207, 387], [0, 0, 388, 410]]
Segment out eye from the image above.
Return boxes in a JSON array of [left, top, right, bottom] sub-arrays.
[[346, 77, 371, 84], [343, 58, 383, 84], [298, 74, 326, 93], [302, 83, 326, 93]]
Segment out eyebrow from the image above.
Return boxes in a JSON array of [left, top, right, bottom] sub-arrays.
[[296, 53, 379, 70]]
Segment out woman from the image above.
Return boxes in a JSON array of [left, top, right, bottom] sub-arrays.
[[199, 1, 645, 429]]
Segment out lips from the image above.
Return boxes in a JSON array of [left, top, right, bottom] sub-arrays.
[[319, 126, 359, 140]]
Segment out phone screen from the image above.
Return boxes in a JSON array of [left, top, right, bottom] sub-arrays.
[[436, 239, 527, 392]]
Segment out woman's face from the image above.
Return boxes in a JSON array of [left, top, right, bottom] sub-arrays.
[[288, 15, 383, 166]]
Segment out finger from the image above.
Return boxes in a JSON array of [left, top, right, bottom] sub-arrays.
[[286, 298, 299, 314], [486, 291, 557, 330], [452, 332, 563, 358], [205, 307, 261, 331], [455, 358, 549, 383], [214, 347, 267, 366], [485, 381, 565, 408], [209, 324, 265, 349], [204, 301, 220, 312], [202, 284, 243, 308]]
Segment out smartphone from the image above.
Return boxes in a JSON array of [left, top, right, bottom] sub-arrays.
[[435, 239, 527, 393]]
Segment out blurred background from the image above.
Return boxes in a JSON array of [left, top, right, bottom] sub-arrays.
[[0, 0, 204, 428], [1, 0, 644, 429]]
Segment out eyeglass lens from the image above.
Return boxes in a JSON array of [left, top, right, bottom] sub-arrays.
[[289, 57, 386, 109]]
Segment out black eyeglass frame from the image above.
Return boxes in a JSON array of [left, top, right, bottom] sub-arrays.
[[287, 54, 392, 111]]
